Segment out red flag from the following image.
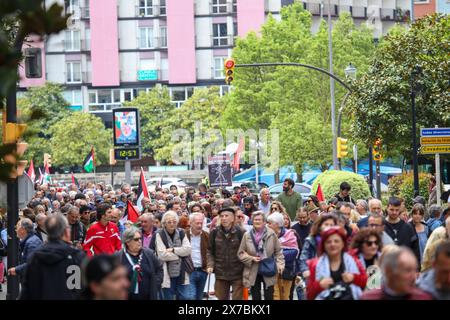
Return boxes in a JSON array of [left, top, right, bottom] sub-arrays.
[[126, 200, 139, 223], [27, 159, 36, 182], [233, 137, 245, 171], [316, 183, 325, 202], [71, 172, 79, 187], [137, 167, 150, 211]]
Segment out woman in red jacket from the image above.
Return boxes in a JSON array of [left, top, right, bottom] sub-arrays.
[[306, 226, 367, 300]]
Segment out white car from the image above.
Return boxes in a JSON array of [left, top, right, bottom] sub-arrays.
[[146, 177, 188, 192]]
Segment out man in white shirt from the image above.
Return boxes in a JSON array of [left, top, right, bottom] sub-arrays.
[[258, 188, 271, 216]]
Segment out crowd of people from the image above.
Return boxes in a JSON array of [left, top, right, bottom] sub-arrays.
[[0, 177, 449, 300]]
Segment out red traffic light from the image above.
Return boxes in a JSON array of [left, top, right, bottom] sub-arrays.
[[224, 58, 235, 69]]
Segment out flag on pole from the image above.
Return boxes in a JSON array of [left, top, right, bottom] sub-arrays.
[[124, 200, 140, 223], [83, 147, 95, 173], [71, 172, 79, 188], [43, 162, 51, 184], [232, 137, 245, 171], [27, 159, 36, 182], [38, 167, 44, 184], [136, 167, 150, 212], [316, 183, 325, 202]]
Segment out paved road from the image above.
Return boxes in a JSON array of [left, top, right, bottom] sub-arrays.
[[0, 283, 6, 300]]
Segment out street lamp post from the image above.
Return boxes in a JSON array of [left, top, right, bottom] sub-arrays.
[[410, 66, 421, 197]]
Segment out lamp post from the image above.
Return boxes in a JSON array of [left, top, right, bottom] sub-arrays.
[[410, 66, 421, 197]]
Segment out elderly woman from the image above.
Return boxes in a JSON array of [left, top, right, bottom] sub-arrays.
[[267, 212, 298, 300], [119, 226, 163, 300], [238, 211, 284, 300], [154, 211, 192, 300], [350, 228, 383, 275], [306, 227, 367, 300]]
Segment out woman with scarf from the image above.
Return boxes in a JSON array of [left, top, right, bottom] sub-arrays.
[[306, 226, 367, 300], [267, 212, 299, 300], [119, 226, 164, 300], [155, 211, 192, 300], [238, 211, 284, 300], [299, 214, 338, 280], [349, 228, 383, 277]]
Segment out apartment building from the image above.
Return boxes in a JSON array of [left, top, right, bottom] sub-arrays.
[[19, 0, 412, 127]]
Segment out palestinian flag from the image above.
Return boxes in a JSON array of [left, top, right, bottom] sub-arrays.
[[27, 159, 36, 182], [124, 200, 140, 223], [71, 172, 79, 188], [44, 162, 52, 184], [83, 147, 95, 173], [136, 167, 150, 212]]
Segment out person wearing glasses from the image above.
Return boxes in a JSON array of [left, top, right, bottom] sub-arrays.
[[350, 228, 383, 274], [269, 201, 287, 216], [139, 213, 158, 250], [154, 211, 192, 300], [119, 226, 163, 300], [367, 212, 395, 246]]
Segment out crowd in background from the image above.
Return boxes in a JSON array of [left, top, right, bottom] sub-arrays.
[[0, 177, 449, 300]]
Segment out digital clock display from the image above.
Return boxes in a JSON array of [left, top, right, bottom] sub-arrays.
[[114, 147, 140, 160]]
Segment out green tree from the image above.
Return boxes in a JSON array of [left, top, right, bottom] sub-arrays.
[[221, 3, 376, 177], [347, 14, 450, 157], [123, 85, 173, 157], [18, 82, 72, 165], [154, 87, 226, 164], [49, 112, 112, 166]]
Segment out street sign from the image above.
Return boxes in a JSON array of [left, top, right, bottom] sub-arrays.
[[420, 145, 450, 154], [208, 155, 232, 187], [137, 70, 158, 81], [420, 128, 450, 137], [420, 137, 450, 145]]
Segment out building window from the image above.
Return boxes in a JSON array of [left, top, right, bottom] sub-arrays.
[[138, 0, 153, 16], [65, 0, 79, 15], [88, 89, 121, 112], [160, 27, 167, 47], [213, 23, 228, 46], [212, 0, 228, 13], [161, 58, 169, 80], [214, 57, 226, 79], [139, 27, 153, 49], [66, 62, 81, 83], [64, 29, 81, 51], [63, 90, 83, 110], [232, 0, 237, 12], [160, 0, 166, 15]]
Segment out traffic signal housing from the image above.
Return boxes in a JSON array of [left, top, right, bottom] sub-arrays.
[[44, 153, 52, 167], [337, 137, 348, 158], [373, 138, 383, 162], [224, 58, 235, 85], [1, 123, 28, 178]]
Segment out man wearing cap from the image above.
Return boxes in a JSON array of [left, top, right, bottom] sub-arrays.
[[207, 207, 245, 300]]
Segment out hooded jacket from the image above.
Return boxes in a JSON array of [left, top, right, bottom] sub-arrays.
[[20, 240, 86, 300]]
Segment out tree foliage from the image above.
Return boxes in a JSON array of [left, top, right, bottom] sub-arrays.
[[312, 170, 371, 200], [49, 112, 112, 166], [18, 82, 72, 165], [221, 3, 376, 176], [347, 14, 450, 157], [123, 85, 173, 158]]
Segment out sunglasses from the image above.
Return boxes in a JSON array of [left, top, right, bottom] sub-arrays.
[[364, 240, 378, 247], [150, 210, 157, 213], [132, 237, 142, 242], [271, 207, 278, 211]]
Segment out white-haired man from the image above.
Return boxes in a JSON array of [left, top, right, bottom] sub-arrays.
[[258, 188, 271, 216]]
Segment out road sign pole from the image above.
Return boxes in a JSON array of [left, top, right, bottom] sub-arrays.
[[436, 152, 441, 206], [376, 160, 381, 200], [125, 160, 131, 185]]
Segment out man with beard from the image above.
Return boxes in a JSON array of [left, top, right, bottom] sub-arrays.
[[276, 178, 302, 221], [242, 196, 257, 218]]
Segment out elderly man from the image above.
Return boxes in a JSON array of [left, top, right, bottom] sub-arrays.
[[139, 213, 157, 249], [258, 188, 271, 216], [35, 213, 48, 243], [417, 241, 450, 300], [186, 212, 209, 300], [358, 198, 383, 228], [110, 207, 125, 236], [8, 218, 43, 281], [427, 205, 444, 232], [367, 212, 395, 246], [67, 206, 87, 248], [356, 199, 369, 217], [121, 183, 132, 195], [362, 247, 432, 300]]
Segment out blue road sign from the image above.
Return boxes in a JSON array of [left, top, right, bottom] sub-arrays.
[[420, 128, 450, 137]]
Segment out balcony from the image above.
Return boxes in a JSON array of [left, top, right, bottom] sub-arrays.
[[80, 7, 89, 19], [135, 36, 168, 49], [62, 39, 90, 52], [64, 71, 91, 84], [135, 5, 166, 17], [210, 1, 235, 14], [352, 6, 367, 19], [211, 35, 234, 47]]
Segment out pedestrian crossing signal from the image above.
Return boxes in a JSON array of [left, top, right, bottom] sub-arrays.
[[224, 58, 235, 85], [337, 137, 348, 158]]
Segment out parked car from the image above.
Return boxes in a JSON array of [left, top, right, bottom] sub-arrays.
[[146, 177, 188, 192], [268, 183, 312, 200]]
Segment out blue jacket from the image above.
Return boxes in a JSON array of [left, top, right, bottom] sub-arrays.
[[16, 233, 43, 277], [299, 236, 317, 274]]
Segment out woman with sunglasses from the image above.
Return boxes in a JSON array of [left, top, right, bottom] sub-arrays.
[[269, 201, 287, 216], [350, 228, 383, 274], [119, 226, 163, 300]]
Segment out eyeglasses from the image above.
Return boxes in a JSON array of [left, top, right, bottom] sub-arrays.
[[150, 210, 157, 213], [132, 237, 142, 242], [364, 240, 378, 247]]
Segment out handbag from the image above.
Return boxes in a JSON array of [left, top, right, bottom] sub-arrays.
[[324, 282, 354, 300], [182, 256, 195, 274], [258, 256, 277, 277]]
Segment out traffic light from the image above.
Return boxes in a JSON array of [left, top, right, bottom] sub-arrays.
[[109, 148, 117, 165], [224, 58, 235, 85], [337, 137, 348, 158], [373, 138, 383, 162], [44, 153, 52, 167], [24, 48, 42, 78], [2, 123, 28, 178]]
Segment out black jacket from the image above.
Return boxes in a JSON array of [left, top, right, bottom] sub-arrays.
[[384, 219, 420, 262], [334, 193, 356, 205], [119, 248, 163, 300], [20, 240, 86, 300]]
